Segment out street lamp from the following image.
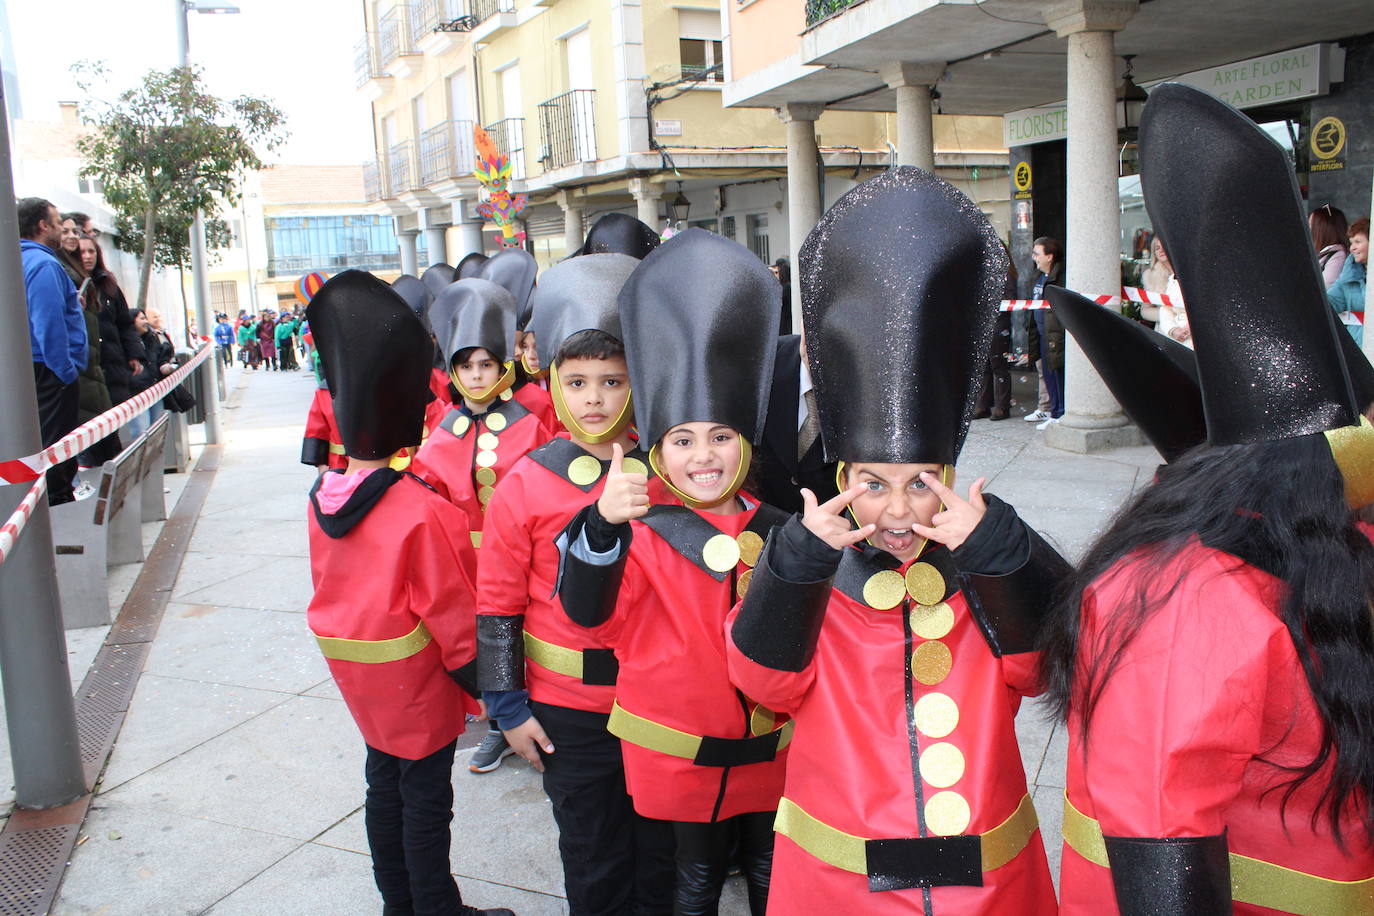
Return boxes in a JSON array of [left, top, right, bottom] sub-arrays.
[[1115, 55, 1148, 137], [175, 0, 239, 446], [669, 185, 691, 227]]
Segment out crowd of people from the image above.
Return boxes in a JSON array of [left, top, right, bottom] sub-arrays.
[[297, 84, 1374, 916], [18, 197, 191, 504], [218, 305, 310, 372]]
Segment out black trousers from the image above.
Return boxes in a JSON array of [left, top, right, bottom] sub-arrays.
[[533, 701, 676, 916], [975, 313, 1012, 417], [364, 739, 463, 916], [671, 811, 774, 916], [32, 363, 80, 506]]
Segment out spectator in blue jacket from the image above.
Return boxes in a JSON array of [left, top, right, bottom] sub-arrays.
[[19, 197, 86, 505], [213, 313, 234, 367], [1328, 217, 1368, 346]]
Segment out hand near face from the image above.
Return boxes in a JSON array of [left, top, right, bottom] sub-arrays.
[[800, 485, 876, 551], [911, 474, 988, 552]]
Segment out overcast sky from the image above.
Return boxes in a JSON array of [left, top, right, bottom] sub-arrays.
[[7, 0, 375, 166]]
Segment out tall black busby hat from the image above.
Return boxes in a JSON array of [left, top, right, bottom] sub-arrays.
[[433, 278, 517, 366], [1140, 83, 1361, 446], [456, 252, 488, 279], [1048, 287, 1205, 462], [527, 253, 638, 369], [800, 166, 1006, 467], [619, 228, 779, 447], [421, 263, 456, 299], [1338, 326, 1374, 414], [305, 270, 433, 460], [392, 274, 432, 324], [477, 248, 538, 329], [582, 213, 660, 260]]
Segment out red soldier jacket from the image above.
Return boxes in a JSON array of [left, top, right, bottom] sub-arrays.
[[411, 391, 554, 546], [306, 469, 481, 759], [430, 368, 452, 408], [475, 436, 653, 716], [1060, 537, 1374, 915], [302, 387, 346, 470], [557, 490, 792, 823], [726, 499, 1065, 914]]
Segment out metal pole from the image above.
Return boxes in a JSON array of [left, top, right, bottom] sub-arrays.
[[0, 65, 88, 809], [178, 0, 223, 443]]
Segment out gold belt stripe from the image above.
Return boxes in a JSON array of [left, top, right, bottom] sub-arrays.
[[607, 701, 793, 761], [314, 620, 432, 664], [523, 630, 584, 679]]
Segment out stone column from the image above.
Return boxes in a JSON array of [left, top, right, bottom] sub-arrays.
[[422, 211, 449, 266], [453, 198, 486, 260], [629, 178, 661, 229], [397, 227, 419, 276], [559, 190, 584, 255], [1041, 0, 1141, 454], [880, 61, 943, 170], [777, 102, 824, 331]]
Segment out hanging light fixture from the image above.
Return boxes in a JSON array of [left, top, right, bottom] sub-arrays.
[[1116, 55, 1149, 138], [670, 184, 691, 226]]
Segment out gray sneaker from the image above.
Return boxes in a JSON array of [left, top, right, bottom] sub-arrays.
[[468, 728, 515, 773]]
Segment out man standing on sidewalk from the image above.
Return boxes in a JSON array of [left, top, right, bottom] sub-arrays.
[[214, 313, 234, 368], [19, 197, 86, 505]]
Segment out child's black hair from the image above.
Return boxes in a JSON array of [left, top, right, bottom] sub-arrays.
[[554, 329, 625, 367]]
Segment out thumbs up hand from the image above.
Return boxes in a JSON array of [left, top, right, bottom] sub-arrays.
[[597, 443, 650, 525]]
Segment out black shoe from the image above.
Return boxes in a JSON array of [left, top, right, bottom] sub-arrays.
[[970, 411, 991, 420], [459, 907, 516, 916], [468, 729, 514, 773], [989, 412, 1010, 421]]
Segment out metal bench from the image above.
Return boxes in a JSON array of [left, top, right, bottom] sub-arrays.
[[50, 414, 171, 629]]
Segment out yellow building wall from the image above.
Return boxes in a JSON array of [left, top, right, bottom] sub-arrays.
[[724, 0, 804, 80]]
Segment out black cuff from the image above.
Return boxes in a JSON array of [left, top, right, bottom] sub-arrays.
[[731, 522, 834, 673], [771, 514, 844, 582], [582, 500, 627, 553], [476, 614, 525, 691], [958, 523, 1071, 657], [1104, 833, 1231, 916], [557, 505, 630, 628], [301, 437, 329, 466], [951, 495, 1027, 576], [448, 658, 480, 699]]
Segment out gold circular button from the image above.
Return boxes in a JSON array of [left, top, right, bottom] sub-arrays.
[[485, 413, 508, 432], [454, 415, 471, 436], [913, 692, 959, 738], [736, 568, 754, 600], [476, 449, 498, 468], [621, 456, 648, 477], [477, 432, 500, 451], [567, 454, 602, 486], [478, 485, 495, 505], [910, 602, 954, 640], [498, 388, 513, 401], [703, 533, 741, 573], [918, 742, 965, 789], [862, 570, 906, 610], [911, 640, 953, 686], [737, 530, 765, 568], [905, 562, 945, 605], [475, 467, 497, 486], [924, 791, 971, 836], [749, 703, 775, 737]]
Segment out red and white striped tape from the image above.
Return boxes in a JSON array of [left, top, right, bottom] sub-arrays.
[[0, 344, 213, 486], [1121, 286, 1176, 308], [1000, 294, 1116, 312], [0, 477, 47, 568]]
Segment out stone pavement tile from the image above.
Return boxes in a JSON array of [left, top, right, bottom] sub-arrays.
[[174, 555, 314, 614], [142, 602, 327, 693], [1014, 698, 1056, 787], [189, 515, 309, 559], [1035, 711, 1068, 790], [170, 550, 280, 602], [56, 802, 298, 916], [99, 675, 294, 793], [204, 843, 571, 916], [1032, 783, 1065, 891], [302, 678, 343, 700], [100, 696, 362, 841]]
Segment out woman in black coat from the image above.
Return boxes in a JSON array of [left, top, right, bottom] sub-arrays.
[[84, 239, 146, 405]]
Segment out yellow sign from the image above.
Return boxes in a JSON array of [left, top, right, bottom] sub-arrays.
[[1013, 161, 1033, 192], [1311, 116, 1346, 160]]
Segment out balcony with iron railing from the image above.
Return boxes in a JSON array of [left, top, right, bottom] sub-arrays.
[[537, 90, 597, 172], [484, 118, 526, 181], [388, 141, 416, 196], [420, 120, 477, 186], [470, 0, 515, 23], [377, 5, 421, 66], [354, 35, 382, 88], [363, 160, 385, 202], [805, 0, 862, 27]]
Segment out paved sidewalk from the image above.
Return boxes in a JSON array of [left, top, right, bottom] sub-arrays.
[[40, 366, 1160, 915]]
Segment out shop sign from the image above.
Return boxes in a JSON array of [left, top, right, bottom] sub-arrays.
[[1309, 116, 1346, 172], [654, 119, 683, 137], [1012, 161, 1033, 200], [1003, 43, 1337, 148]]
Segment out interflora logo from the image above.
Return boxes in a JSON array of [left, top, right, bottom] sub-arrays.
[[1310, 116, 1345, 160]]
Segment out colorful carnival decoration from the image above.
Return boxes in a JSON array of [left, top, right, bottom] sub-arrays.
[[473, 125, 529, 249], [296, 270, 330, 305]]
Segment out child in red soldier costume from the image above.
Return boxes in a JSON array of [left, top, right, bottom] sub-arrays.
[[1040, 84, 1374, 915], [724, 168, 1064, 915], [475, 248, 560, 431], [302, 360, 346, 473], [393, 272, 453, 412], [476, 252, 677, 914], [303, 270, 512, 916], [557, 229, 790, 916], [413, 277, 556, 546]]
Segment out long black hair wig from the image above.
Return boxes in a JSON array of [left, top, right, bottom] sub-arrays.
[[1038, 433, 1374, 843]]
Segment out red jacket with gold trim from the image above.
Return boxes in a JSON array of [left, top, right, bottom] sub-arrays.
[[306, 469, 481, 759], [302, 387, 346, 470], [726, 507, 1060, 915], [1060, 537, 1374, 915]]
